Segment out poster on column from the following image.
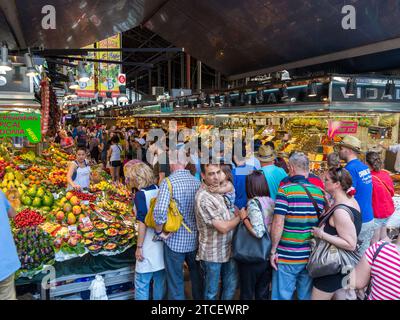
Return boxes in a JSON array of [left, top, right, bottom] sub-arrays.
[[97, 34, 121, 97], [76, 44, 96, 98]]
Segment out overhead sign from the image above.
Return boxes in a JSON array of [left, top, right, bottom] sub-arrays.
[[76, 43, 96, 98], [331, 81, 400, 102], [0, 113, 41, 143], [97, 33, 121, 94], [118, 73, 126, 85], [328, 120, 358, 138]]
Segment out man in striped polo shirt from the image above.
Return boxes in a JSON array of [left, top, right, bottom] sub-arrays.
[[270, 152, 326, 300]]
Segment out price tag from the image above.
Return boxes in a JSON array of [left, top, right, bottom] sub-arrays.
[[82, 200, 90, 206], [82, 217, 93, 228], [68, 225, 77, 237]]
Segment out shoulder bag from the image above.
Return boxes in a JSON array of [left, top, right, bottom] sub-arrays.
[[145, 177, 191, 233], [232, 199, 272, 263], [372, 175, 393, 196], [295, 183, 322, 216], [307, 204, 361, 278]]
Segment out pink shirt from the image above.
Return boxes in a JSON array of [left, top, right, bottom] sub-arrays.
[[366, 241, 400, 300]]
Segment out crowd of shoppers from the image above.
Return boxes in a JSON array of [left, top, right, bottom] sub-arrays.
[[4, 120, 399, 301]]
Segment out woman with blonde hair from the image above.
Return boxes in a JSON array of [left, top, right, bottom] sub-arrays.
[[124, 162, 165, 300]]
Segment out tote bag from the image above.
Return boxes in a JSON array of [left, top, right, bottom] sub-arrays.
[[307, 204, 361, 278], [232, 199, 272, 263]]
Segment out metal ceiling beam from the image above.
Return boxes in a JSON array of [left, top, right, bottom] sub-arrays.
[[228, 37, 400, 81], [34, 48, 183, 55], [0, 0, 26, 48], [123, 33, 158, 62], [48, 56, 154, 68]]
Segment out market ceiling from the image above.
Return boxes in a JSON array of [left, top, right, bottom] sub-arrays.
[[2, 0, 400, 79], [0, 0, 166, 50]]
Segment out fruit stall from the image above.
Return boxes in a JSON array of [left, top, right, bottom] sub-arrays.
[[0, 141, 137, 295]]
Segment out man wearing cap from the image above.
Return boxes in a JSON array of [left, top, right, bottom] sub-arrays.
[[337, 135, 374, 256], [257, 144, 288, 200]]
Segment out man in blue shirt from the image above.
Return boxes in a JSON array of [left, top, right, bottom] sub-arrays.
[[257, 144, 288, 200], [338, 135, 374, 256], [232, 141, 256, 209], [0, 191, 20, 300]]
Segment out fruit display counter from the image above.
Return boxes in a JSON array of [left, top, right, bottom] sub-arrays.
[[0, 143, 137, 280]]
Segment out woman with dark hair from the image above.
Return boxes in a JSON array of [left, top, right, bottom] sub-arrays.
[[310, 167, 362, 300], [107, 135, 122, 182], [237, 170, 275, 300], [366, 151, 395, 243], [327, 152, 341, 169]]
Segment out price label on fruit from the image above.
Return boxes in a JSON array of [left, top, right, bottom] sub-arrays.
[[68, 225, 77, 237]]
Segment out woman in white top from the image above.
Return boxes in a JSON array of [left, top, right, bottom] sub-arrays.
[[125, 161, 165, 300], [66, 148, 91, 190], [107, 135, 122, 182]]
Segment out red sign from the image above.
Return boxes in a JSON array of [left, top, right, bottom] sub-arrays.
[[118, 73, 126, 85], [328, 120, 358, 138]]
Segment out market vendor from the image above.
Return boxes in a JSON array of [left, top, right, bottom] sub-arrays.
[[379, 141, 400, 173], [66, 148, 91, 190], [59, 129, 75, 154]]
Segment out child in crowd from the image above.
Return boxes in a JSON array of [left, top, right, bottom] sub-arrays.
[[206, 163, 236, 215]]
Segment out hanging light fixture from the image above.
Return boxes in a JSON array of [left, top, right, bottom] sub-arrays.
[[24, 52, 38, 77], [0, 43, 12, 72], [97, 96, 105, 109], [385, 79, 395, 96], [118, 85, 129, 103], [77, 61, 89, 82], [280, 84, 289, 100], [64, 83, 77, 99], [105, 91, 114, 107], [307, 81, 317, 97], [12, 66, 24, 83], [345, 78, 356, 96], [68, 70, 79, 89]]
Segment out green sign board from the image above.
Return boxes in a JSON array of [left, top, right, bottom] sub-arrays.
[[0, 113, 41, 143]]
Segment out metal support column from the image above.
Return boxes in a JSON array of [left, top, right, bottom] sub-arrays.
[[197, 60, 202, 93], [168, 59, 172, 92], [157, 65, 161, 87], [148, 70, 152, 95], [186, 53, 191, 90], [180, 53, 185, 88]]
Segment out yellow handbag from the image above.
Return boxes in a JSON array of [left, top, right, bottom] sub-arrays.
[[144, 178, 191, 233]]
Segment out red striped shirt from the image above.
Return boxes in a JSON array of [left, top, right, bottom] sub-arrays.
[[365, 241, 400, 300]]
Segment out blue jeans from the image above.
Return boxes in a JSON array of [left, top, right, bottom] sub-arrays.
[[135, 269, 166, 300], [200, 259, 238, 300], [271, 263, 313, 300], [163, 244, 203, 300]]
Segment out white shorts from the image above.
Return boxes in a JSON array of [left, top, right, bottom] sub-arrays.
[[387, 210, 400, 228]]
